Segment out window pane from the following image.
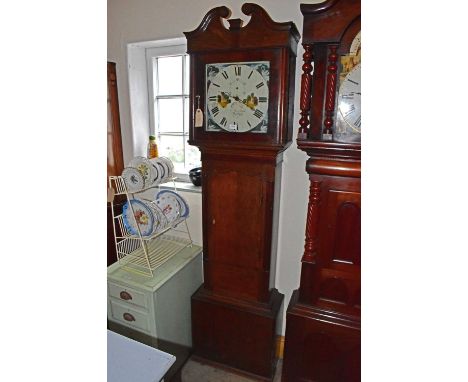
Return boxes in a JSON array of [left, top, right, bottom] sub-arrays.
[[157, 98, 183, 133], [184, 97, 189, 134], [158, 135, 185, 174], [157, 56, 182, 95], [186, 141, 201, 171], [184, 55, 190, 94]]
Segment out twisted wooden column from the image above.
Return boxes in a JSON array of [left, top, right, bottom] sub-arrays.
[[302, 179, 321, 263], [297, 44, 313, 140], [322, 44, 339, 140]]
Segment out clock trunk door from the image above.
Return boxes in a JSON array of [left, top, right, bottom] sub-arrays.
[[203, 164, 272, 301]]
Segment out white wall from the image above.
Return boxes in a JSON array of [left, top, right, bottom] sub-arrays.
[[108, 0, 323, 335]]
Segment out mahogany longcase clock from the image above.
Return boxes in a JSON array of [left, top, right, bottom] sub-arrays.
[[184, 4, 299, 380], [282, 0, 361, 381]]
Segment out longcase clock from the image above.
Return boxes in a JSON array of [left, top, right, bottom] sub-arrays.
[[282, 0, 361, 381], [184, 4, 299, 380]]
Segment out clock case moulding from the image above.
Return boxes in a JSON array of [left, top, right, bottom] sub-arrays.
[[184, 4, 299, 381]]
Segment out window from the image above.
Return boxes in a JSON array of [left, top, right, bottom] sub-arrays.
[[146, 45, 201, 177]]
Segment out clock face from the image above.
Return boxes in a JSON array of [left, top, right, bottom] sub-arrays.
[[205, 61, 270, 133], [349, 31, 361, 56], [334, 30, 361, 143], [337, 63, 361, 134]]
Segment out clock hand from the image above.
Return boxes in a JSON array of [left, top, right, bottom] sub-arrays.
[[218, 91, 241, 103], [226, 93, 251, 107]]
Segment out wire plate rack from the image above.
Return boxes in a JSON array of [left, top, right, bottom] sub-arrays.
[[109, 175, 193, 277]]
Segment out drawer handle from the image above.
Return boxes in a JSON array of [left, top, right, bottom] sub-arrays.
[[120, 291, 132, 300], [123, 313, 135, 322]]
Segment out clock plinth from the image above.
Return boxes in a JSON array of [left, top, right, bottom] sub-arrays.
[[191, 286, 283, 380], [282, 1, 361, 381], [184, 4, 299, 380]]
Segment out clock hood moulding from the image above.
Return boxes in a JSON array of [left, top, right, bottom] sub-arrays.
[[184, 3, 300, 55], [184, 3, 300, 152], [301, 0, 361, 44]]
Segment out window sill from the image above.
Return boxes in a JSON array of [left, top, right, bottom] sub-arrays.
[[159, 180, 202, 194]]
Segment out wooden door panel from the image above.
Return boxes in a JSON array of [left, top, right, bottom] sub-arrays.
[[333, 200, 360, 265], [205, 169, 265, 269], [320, 188, 361, 270]]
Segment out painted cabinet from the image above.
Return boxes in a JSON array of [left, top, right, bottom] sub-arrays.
[[107, 243, 203, 347]]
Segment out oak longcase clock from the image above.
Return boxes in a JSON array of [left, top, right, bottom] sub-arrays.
[[184, 3, 299, 380], [282, 0, 361, 381]]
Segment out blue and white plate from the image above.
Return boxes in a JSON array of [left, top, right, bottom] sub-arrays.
[[122, 199, 155, 236], [156, 190, 189, 219], [144, 200, 167, 234], [148, 158, 162, 185], [154, 191, 181, 224], [121, 167, 145, 192]]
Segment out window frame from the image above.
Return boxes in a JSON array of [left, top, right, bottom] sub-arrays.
[[145, 44, 196, 181]]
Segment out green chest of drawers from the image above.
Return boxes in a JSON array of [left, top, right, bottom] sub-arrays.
[[107, 243, 203, 347]]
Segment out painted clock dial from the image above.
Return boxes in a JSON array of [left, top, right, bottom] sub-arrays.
[[338, 63, 361, 134], [334, 31, 361, 143], [205, 61, 270, 133]]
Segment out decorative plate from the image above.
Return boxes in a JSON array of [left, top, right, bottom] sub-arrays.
[[128, 157, 158, 187], [155, 192, 181, 224], [148, 158, 161, 185], [159, 157, 174, 179], [122, 199, 154, 237], [157, 161, 166, 182], [156, 190, 189, 218], [146, 200, 169, 234], [121, 167, 145, 192]]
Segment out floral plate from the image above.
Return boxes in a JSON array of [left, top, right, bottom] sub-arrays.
[[128, 157, 158, 187], [122, 199, 155, 236], [155, 192, 181, 224], [156, 190, 189, 218]]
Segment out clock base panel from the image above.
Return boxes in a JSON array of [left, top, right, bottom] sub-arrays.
[[191, 285, 283, 380], [282, 290, 361, 382]]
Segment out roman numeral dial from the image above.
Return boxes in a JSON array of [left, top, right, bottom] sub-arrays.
[[337, 63, 361, 134], [206, 61, 270, 133]]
